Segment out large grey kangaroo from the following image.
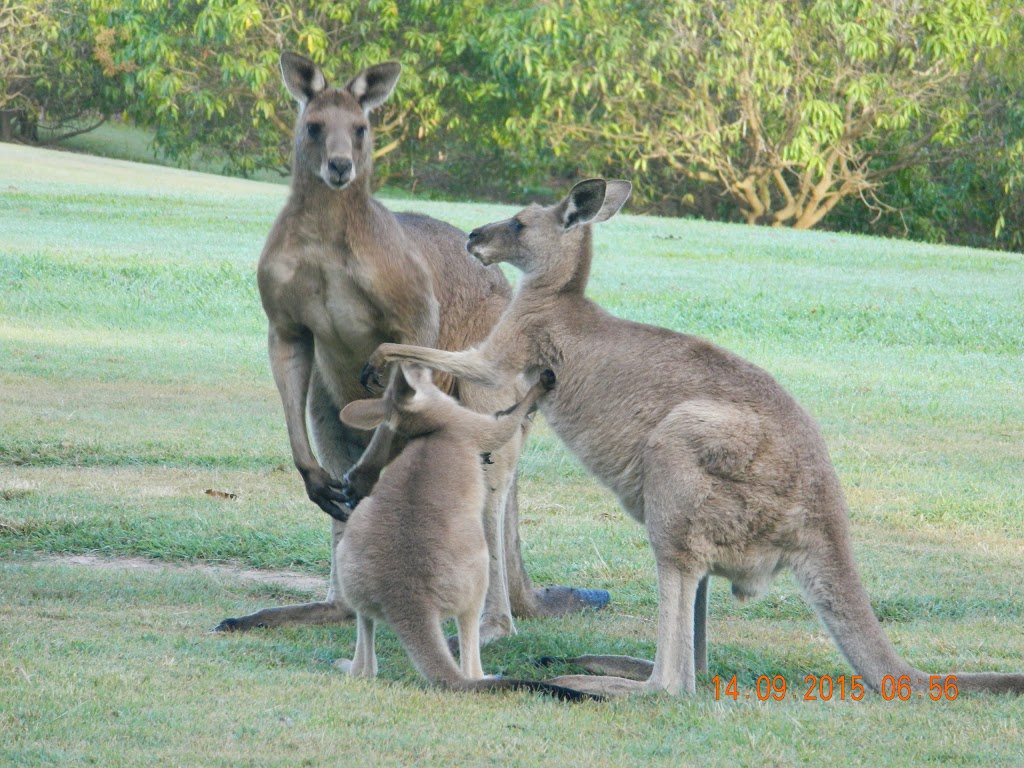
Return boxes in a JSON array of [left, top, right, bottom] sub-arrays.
[[214, 53, 607, 639], [334, 363, 593, 700], [365, 178, 1024, 697]]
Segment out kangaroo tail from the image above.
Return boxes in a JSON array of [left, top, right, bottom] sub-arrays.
[[460, 677, 604, 702], [950, 672, 1024, 695], [791, 538, 917, 692], [389, 612, 603, 701], [389, 611, 471, 689], [791, 518, 1023, 696]]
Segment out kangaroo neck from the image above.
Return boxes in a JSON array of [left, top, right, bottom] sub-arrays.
[[522, 227, 593, 296], [288, 171, 386, 239], [561, 227, 593, 294]]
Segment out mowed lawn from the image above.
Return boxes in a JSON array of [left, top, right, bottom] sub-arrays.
[[1, 141, 1022, 767]]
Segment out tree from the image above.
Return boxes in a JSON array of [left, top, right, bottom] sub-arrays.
[[823, 5, 1024, 250], [89, 0, 508, 181], [11, 0, 1019, 244], [481, 0, 1014, 229], [1, 0, 124, 143]]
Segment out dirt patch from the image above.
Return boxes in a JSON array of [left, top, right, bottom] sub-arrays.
[[31, 554, 324, 593]]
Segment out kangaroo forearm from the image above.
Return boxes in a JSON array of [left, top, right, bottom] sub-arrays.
[[268, 327, 319, 472], [479, 409, 528, 453], [364, 249, 441, 349], [348, 420, 399, 481], [392, 295, 441, 349], [373, 343, 510, 388]]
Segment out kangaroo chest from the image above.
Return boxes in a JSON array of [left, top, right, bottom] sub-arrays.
[[538, 350, 652, 517], [265, 242, 382, 354]]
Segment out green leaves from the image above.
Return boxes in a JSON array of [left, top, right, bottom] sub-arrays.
[[5, 0, 1020, 243], [498, 0, 1017, 231]]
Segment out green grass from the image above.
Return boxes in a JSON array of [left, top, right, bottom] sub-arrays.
[[1, 141, 1023, 767]]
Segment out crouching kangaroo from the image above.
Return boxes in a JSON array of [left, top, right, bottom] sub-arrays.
[[334, 364, 595, 701], [366, 178, 1024, 697], [214, 52, 608, 640]]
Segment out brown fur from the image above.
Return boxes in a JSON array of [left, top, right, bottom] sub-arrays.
[[333, 366, 593, 701], [214, 52, 606, 639], [367, 178, 1024, 697]]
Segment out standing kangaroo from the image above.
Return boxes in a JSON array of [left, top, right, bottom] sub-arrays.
[[365, 178, 1024, 697], [214, 52, 607, 639], [335, 364, 592, 700]]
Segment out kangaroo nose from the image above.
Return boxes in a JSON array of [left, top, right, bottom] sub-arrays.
[[328, 158, 353, 178]]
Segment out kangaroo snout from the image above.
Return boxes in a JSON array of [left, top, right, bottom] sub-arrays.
[[466, 228, 494, 263], [325, 157, 354, 188]]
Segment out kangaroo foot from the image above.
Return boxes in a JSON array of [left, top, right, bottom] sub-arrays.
[[212, 600, 355, 632], [526, 586, 611, 617], [545, 674, 648, 698], [536, 654, 653, 681]]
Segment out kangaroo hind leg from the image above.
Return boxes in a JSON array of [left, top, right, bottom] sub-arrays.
[[455, 607, 485, 681], [540, 573, 708, 681], [545, 559, 703, 697], [548, 411, 724, 697], [336, 612, 378, 677]]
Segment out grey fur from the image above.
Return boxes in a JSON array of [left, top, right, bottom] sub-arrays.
[[214, 53, 605, 639], [335, 366, 595, 702], [368, 178, 1024, 697]]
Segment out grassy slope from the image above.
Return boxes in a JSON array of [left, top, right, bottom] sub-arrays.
[[1, 142, 1022, 767]]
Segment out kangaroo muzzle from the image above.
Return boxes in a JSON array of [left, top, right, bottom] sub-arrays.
[[466, 227, 497, 264], [324, 156, 354, 189]]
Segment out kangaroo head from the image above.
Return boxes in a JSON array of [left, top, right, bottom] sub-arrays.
[[466, 179, 631, 285], [340, 363, 457, 438], [280, 51, 401, 191]]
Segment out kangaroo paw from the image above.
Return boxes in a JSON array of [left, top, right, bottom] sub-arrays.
[[359, 363, 386, 394]]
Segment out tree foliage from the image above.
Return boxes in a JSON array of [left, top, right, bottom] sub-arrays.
[[3, 0, 1022, 247], [1, 0, 123, 142], [88, 0, 511, 181], [482, 0, 1015, 230]]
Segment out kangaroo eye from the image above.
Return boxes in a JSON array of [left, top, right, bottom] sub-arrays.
[[354, 125, 367, 140], [306, 122, 322, 140], [511, 218, 524, 233]]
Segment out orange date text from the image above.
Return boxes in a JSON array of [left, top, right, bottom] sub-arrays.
[[711, 674, 959, 702]]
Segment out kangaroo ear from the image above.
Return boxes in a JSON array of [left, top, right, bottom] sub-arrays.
[[560, 179, 608, 231], [591, 180, 631, 223], [345, 62, 402, 114], [280, 51, 327, 107], [398, 363, 435, 392], [339, 399, 388, 430], [390, 362, 423, 403]]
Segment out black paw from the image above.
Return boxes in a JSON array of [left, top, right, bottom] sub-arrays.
[[480, 451, 494, 465], [338, 476, 365, 511], [322, 502, 351, 523], [359, 363, 385, 394]]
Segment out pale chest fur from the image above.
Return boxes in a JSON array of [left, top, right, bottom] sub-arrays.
[[265, 245, 378, 350], [258, 222, 391, 405]]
